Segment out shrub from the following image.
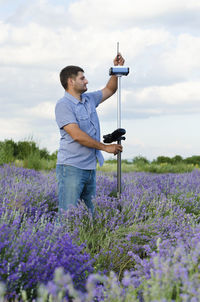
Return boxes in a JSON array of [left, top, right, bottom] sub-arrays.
[[0, 139, 57, 170], [153, 156, 172, 164], [16, 141, 38, 160], [39, 147, 50, 159], [171, 155, 183, 164], [0, 140, 16, 165], [132, 156, 149, 165], [0, 209, 93, 301], [184, 155, 200, 165]]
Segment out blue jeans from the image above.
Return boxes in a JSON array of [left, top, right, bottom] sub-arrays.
[[56, 165, 96, 216]]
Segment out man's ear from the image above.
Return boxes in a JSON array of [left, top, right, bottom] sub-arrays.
[[68, 77, 75, 88]]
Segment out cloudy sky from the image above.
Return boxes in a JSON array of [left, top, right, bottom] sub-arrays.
[[0, 0, 200, 161]]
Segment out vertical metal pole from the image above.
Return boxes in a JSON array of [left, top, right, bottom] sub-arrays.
[[117, 76, 121, 128], [117, 42, 121, 129], [116, 41, 122, 197], [117, 41, 119, 58], [117, 142, 121, 197], [117, 75, 122, 197]]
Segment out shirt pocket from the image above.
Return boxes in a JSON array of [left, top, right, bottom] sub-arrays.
[[75, 105, 96, 135], [75, 106, 90, 132], [77, 115, 90, 132]]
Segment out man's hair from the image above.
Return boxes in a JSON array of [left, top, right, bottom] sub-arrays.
[[60, 65, 84, 90]]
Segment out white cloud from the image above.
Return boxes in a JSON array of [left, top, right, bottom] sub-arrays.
[[162, 34, 200, 77], [69, 0, 200, 29], [136, 81, 200, 105], [98, 79, 200, 122], [0, 117, 32, 138], [0, 22, 75, 65], [120, 81, 200, 119], [23, 101, 55, 119]]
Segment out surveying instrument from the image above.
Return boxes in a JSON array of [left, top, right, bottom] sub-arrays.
[[103, 42, 129, 197]]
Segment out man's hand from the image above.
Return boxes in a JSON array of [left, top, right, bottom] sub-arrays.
[[104, 144, 123, 155], [101, 53, 125, 103], [114, 53, 125, 66]]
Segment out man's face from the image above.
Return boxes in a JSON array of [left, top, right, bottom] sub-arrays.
[[72, 71, 88, 94]]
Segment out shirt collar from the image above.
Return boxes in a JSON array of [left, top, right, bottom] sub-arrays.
[[64, 91, 87, 105]]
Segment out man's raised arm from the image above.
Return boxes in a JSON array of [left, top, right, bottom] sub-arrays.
[[101, 53, 125, 103]]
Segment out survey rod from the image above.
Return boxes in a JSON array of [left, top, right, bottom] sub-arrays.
[[103, 42, 129, 197]]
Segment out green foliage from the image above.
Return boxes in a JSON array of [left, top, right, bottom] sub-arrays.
[[97, 162, 139, 173], [143, 163, 194, 173], [98, 162, 195, 174], [132, 156, 149, 165], [23, 151, 42, 171], [1, 138, 200, 173], [16, 141, 37, 159], [0, 139, 57, 170], [153, 155, 200, 166], [39, 148, 49, 159], [184, 155, 200, 165], [105, 159, 117, 164], [0, 140, 15, 164], [154, 155, 184, 165], [153, 156, 172, 164], [105, 159, 131, 165], [171, 155, 183, 164], [49, 150, 58, 161]]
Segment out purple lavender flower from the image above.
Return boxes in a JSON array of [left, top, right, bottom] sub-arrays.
[[1, 164, 200, 300]]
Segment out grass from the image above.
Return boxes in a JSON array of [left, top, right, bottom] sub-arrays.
[[14, 158, 56, 171], [97, 162, 196, 173], [13, 158, 197, 173]]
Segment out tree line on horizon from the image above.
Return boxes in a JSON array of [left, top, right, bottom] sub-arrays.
[[106, 155, 200, 166], [1, 138, 200, 167], [0, 139, 57, 165]]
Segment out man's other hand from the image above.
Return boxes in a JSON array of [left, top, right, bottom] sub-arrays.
[[104, 144, 123, 155]]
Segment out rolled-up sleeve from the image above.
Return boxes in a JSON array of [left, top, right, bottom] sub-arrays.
[[55, 101, 77, 129]]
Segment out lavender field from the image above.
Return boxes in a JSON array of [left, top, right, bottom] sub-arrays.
[[1, 164, 200, 301]]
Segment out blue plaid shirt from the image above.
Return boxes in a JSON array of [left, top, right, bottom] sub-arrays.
[[55, 90, 104, 169]]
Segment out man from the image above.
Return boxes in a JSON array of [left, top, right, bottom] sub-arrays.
[[55, 53, 125, 216]]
